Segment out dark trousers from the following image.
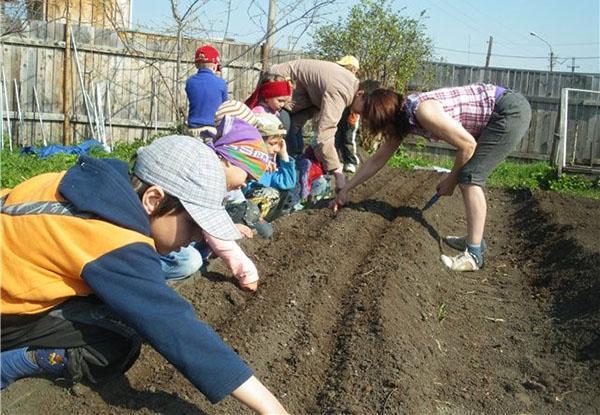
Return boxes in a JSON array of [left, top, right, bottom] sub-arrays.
[[459, 91, 532, 186], [335, 108, 360, 166], [283, 107, 317, 159], [1, 296, 141, 384]]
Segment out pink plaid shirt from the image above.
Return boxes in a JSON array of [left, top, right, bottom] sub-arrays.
[[406, 83, 499, 141]]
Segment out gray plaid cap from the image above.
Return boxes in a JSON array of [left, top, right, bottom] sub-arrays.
[[135, 135, 241, 240]]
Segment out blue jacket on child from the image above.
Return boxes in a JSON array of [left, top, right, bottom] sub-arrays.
[[185, 68, 228, 128], [247, 157, 297, 192]]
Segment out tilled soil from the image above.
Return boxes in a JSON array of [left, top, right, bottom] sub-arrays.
[[3, 168, 600, 414]]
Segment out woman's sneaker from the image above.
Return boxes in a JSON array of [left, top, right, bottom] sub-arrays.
[[441, 250, 482, 271], [444, 236, 487, 253]]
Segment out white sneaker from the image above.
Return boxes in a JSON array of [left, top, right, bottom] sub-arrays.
[[441, 250, 480, 271], [343, 163, 357, 173]]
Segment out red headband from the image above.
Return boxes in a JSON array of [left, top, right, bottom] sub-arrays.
[[245, 80, 292, 109], [260, 81, 292, 99]]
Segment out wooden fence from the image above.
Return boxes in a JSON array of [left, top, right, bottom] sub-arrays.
[[0, 20, 302, 146], [1, 22, 599, 165], [408, 62, 600, 164]]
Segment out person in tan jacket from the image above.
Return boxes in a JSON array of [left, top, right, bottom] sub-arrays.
[[268, 59, 379, 190]]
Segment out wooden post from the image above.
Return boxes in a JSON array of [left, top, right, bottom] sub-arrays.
[[555, 88, 569, 175], [1, 66, 13, 151], [63, 0, 72, 145], [260, 43, 269, 71], [262, 0, 277, 71]]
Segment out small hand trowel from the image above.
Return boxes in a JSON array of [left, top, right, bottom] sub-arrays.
[[422, 193, 440, 211]]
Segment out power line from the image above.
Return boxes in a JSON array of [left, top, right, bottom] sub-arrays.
[[434, 46, 599, 60], [494, 41, 600, 47], [434, 0, 540, 56], [421, 0, 490, 38]]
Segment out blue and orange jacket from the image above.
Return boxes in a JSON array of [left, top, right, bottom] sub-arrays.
[[0, 156, 252, 403]]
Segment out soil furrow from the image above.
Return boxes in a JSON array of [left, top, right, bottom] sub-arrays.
[[201, 168, 437, 414], [3, 170, 599, 415]]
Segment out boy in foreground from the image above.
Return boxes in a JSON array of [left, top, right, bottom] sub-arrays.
[[0, 135, 287, 414]]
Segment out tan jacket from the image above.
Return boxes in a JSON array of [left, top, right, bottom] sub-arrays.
[[270, 59, 359, 171]]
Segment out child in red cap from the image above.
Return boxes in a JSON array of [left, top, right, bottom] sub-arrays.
[[185, 44, 228, 139]]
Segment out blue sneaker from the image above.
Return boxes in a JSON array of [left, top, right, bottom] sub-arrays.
[[444, 236, 487, 253]]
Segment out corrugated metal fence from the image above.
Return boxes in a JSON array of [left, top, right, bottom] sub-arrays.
[[408, 62, 600, 163]]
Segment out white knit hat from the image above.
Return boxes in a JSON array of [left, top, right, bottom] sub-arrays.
[[214, 100, 258, 127]]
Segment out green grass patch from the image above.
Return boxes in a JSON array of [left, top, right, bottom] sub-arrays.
[[1, 140, 146, 188], [388, 145, 600, 200]]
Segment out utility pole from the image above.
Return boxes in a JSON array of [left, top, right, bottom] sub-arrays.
[[485, 36, 493, 68], [567, 57, 580, 73], [549, 50, 554, 72], [63, 0, 72, 145], [261, 0, 277, 71]]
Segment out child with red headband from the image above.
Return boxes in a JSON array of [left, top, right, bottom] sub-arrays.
[[245, 75, 293, 116]]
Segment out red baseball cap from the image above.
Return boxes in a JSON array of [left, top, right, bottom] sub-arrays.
[[195, 45, 220, 64]]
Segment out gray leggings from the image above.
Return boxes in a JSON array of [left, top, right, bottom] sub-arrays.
[[458, 91, 532, 186]]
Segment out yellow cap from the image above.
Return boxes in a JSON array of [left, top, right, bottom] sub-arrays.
[[336, 55, 360, 69]]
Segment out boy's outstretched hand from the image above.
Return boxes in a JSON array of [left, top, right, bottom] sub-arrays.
[[331, 188, 349, 213]]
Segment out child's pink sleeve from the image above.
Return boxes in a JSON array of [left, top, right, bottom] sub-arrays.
[[203, 232, 259, 286]]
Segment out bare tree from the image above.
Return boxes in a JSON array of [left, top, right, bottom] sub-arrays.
[[168, 0, 208, 123], [101, 0, 340, 126], [1, 0, 42, 38]]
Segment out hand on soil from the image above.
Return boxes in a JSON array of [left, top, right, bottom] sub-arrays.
[[236, 223, 254, 238], [331, 188, 349, 213], [240, 281, 258, 292]]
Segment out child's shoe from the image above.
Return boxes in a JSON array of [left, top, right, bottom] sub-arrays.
[[254, 220, 273, 239]]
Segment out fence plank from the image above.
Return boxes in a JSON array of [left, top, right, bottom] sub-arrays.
[[4, 23, 599, 154]]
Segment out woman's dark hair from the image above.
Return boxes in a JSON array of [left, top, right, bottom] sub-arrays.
[[129, 155, 185, 217], [358, 79, 381, 95], [363, 88, 411, 142]]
